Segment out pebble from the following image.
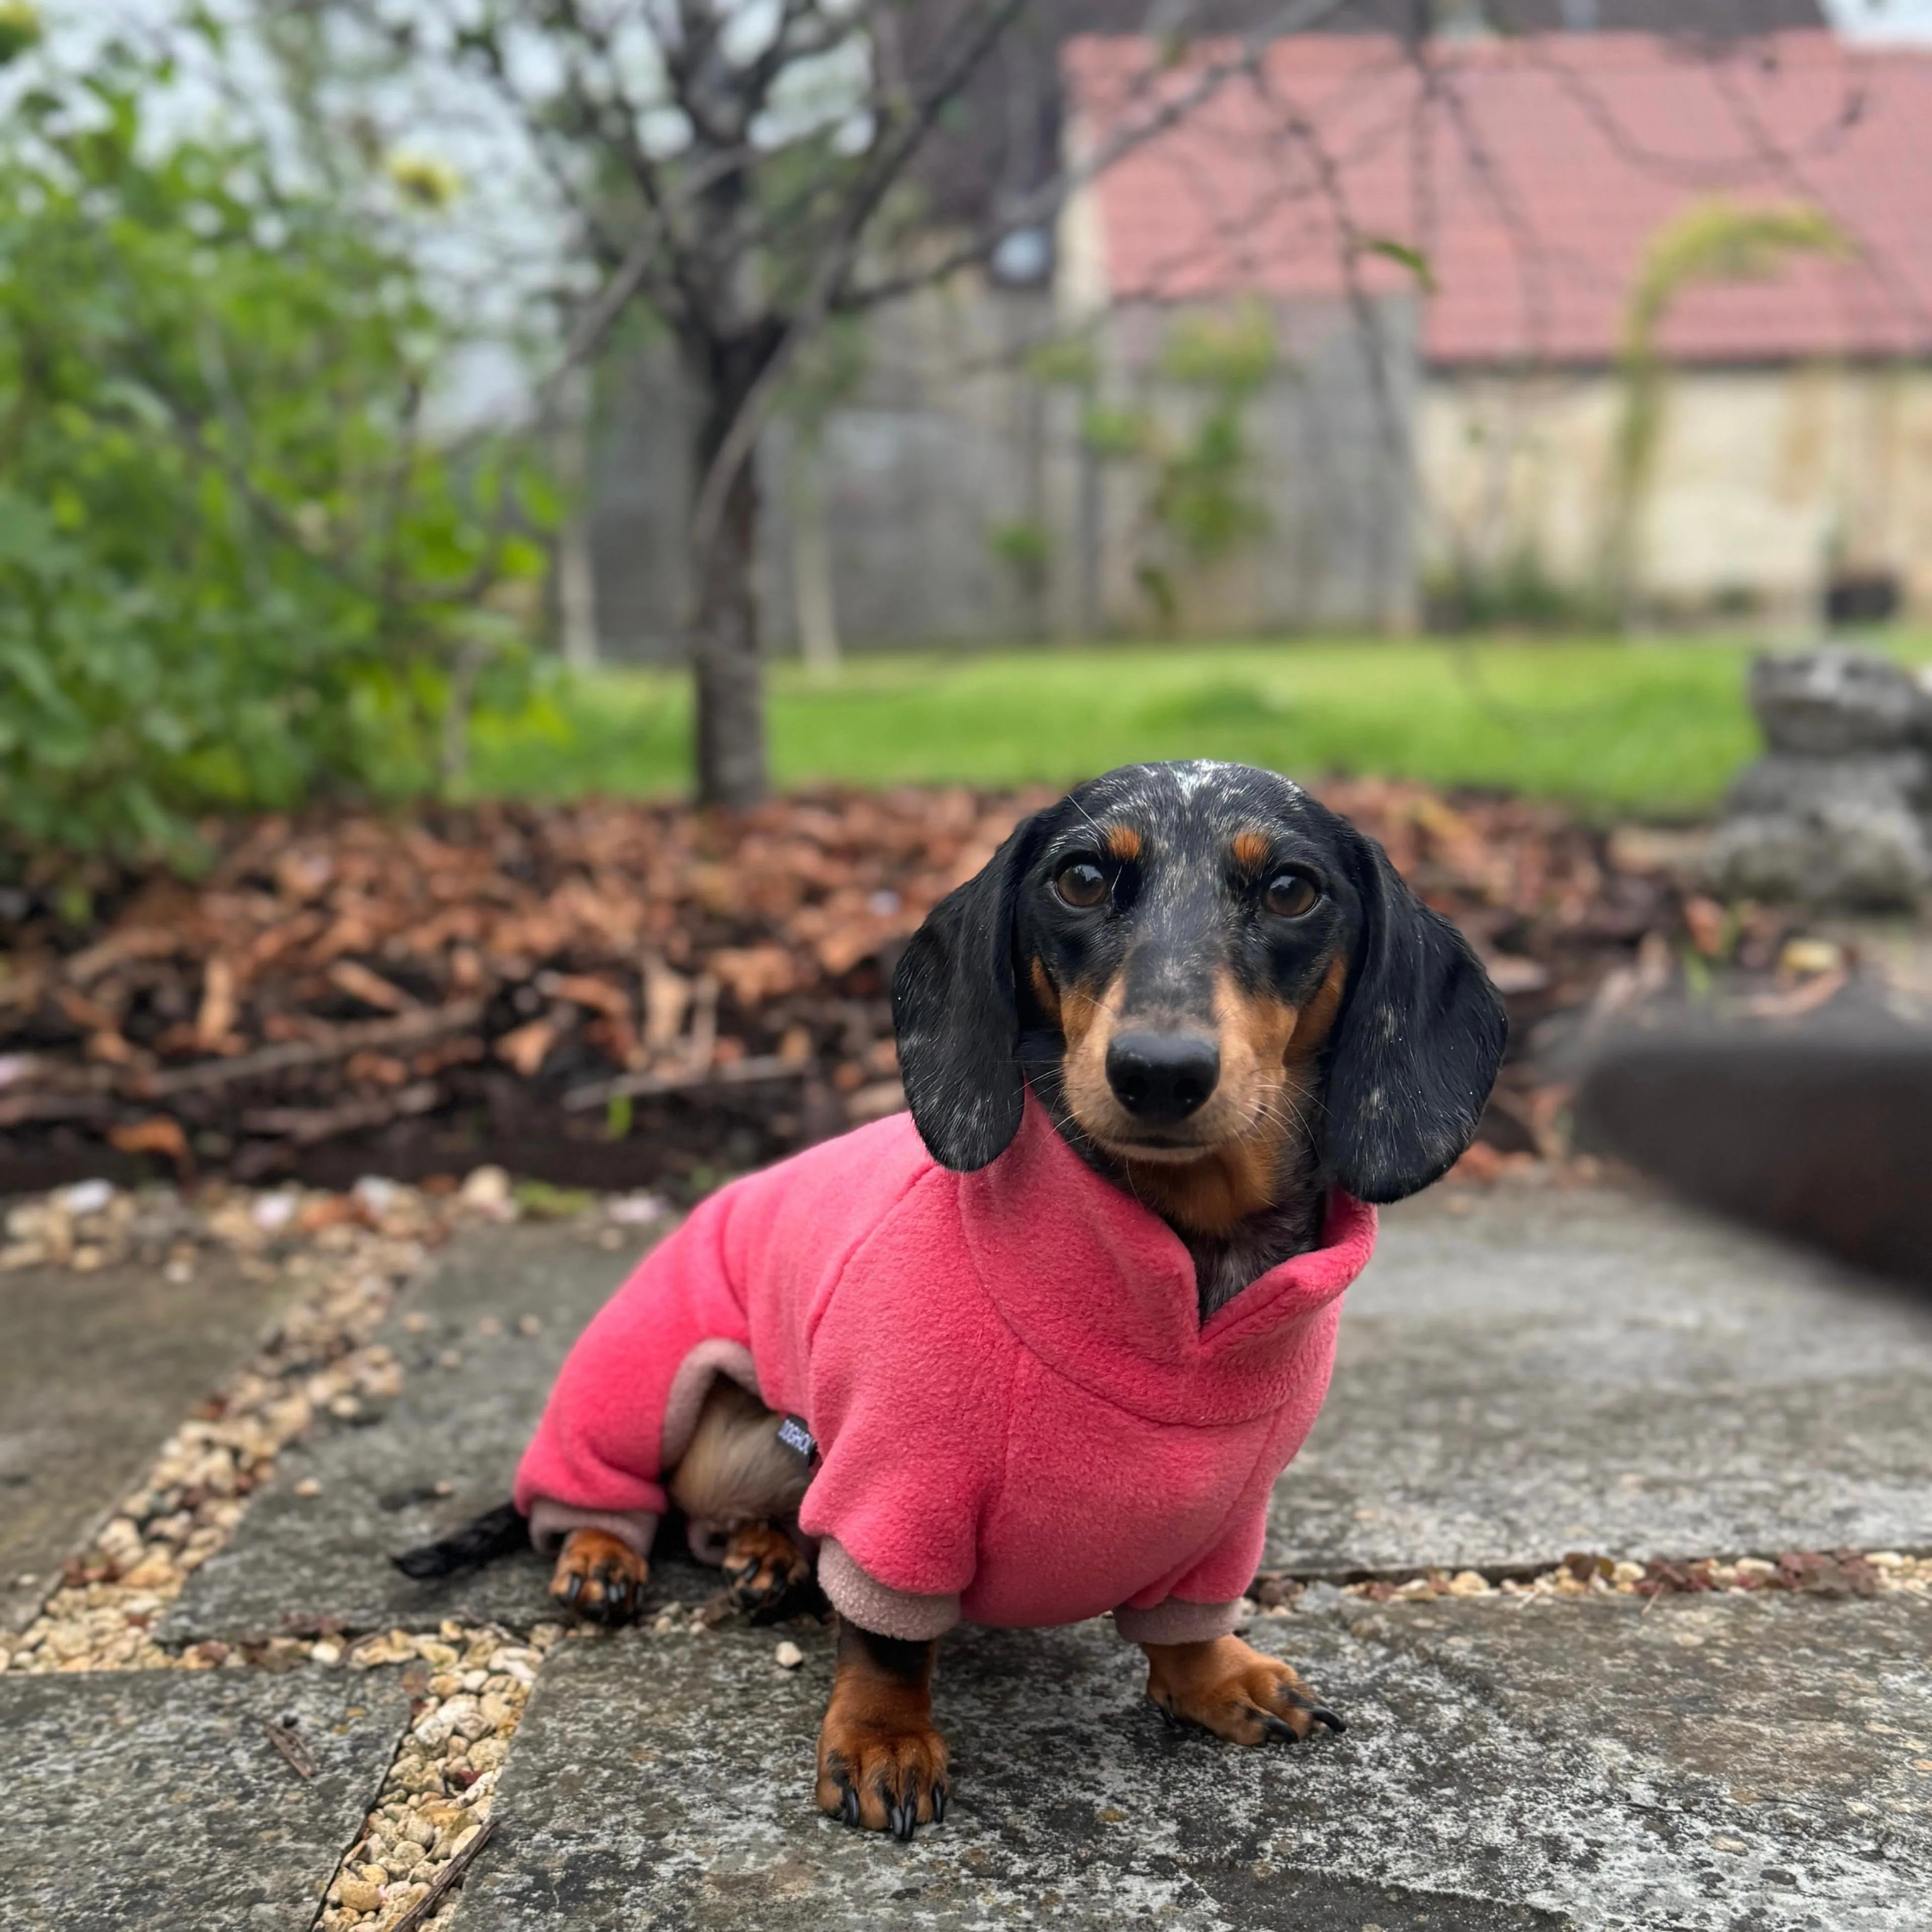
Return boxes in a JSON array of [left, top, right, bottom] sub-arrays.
[[353, 1176, 398, 1216], [459, 1165, 512, 1210], [775, 1641, 805, 1669], [312, 1641, 343, 1666], [59, 1178, 114, 1216], [294, 1477, 324, 1498], [312, 1622, 560, 1932], [1293, 1580, 1348, 1616], [607, 1191, 668, 1225], [516, 1313, 543, 1336]]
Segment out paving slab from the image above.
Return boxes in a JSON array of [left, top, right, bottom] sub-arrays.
[[0, 1252, 289, 1631], [165, 1219, 667, 1643], [0, 1664, 411, 1931], [1271, 1182, 1932, 1574], [459, 1591, 1932, 1932]]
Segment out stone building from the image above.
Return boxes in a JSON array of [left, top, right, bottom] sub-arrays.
[[581, 14, 1932, 659], [1064, 27, 1932, 628]]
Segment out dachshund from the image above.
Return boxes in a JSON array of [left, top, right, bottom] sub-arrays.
[[396, 760, 1506, 1839]]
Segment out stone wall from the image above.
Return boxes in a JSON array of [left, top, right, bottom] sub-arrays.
[[1422, 362, 1932, 622], [579, 281, 1418, 662]]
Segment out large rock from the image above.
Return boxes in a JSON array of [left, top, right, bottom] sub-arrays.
[[1711, 649, 1932, 909], [1724, 748, 1932, 818], [1749, 648, 1931, 756], [0, 1665, 411, 1931], [1705, 791, 1929, 909], [456, 1591, 1932, 1930]]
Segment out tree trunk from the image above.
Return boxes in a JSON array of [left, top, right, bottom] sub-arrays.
[[790, 430, 842, 679], [689, 331, 781, 809]]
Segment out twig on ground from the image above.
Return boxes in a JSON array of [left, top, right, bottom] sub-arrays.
[[386, 1815, 499, 1932], [146, 1005, 485, 1098], [262, 1718, 318, 1780], [564, 1054, 804, 1112], [240, 1083, 439, 1145]]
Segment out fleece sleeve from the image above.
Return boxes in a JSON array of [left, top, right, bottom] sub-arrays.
[[794, 1175, 1013, 1620], [513, 1190, 751, 1527], [1110, 1471, 1271, 1646]]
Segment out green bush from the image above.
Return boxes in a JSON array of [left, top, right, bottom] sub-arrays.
[[0, 33, 552, 865]]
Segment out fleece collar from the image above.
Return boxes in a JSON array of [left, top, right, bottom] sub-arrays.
[[954, 1096, 1376, 1429]]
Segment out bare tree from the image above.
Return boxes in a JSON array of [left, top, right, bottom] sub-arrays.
[[290, 0, 1353, 804]]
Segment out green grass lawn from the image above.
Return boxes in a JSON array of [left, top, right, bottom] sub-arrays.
[[467, 634, 1929, 819]]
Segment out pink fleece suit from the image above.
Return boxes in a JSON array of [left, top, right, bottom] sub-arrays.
[[515, 1098, 1376, 1643]]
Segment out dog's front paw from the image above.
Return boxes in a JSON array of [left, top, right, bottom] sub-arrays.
[[550, 1527, 648, 1625], [816, 1688, 950, 1840], [722, 1521, 813, 1620], [1143, 1635, 1346, 1746]]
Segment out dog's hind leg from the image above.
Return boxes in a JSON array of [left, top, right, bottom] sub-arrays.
[[720, 1522, 814, 1618], [667, 1377, 816, 1617]]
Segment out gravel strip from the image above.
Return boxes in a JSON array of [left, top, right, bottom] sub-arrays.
[[1248, 1547, 1932, 1618], [314, 1620, 565, 1930], [0, 1168, 570, 1675]]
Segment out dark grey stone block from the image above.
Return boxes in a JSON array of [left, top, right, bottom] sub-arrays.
[[0, 1664, 410, 1931], [164, 1220, 673, 1643], [1576, 1021, 1932, 1292], [459, 1590, 1932, 1930], [1270, 1184, 1932, 1573]]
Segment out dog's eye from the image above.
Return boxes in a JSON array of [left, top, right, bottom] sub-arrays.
[[1054, 861, 1109, 910], [1263, 872, 1319, 919]]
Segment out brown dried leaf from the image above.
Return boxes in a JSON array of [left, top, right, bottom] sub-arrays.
[[496, 1018, 558, 1079], [329, 961, 415, 1013]]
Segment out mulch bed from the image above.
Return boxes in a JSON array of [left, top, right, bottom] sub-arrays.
[[0, 781, 1794, 1196]]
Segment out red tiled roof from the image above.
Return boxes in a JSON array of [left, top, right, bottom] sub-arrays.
[[1064, 31, 1932, 366]]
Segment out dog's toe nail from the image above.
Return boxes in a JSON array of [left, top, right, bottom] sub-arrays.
[[561, 1574, 583, 1607], [1260, 1712, 1302, 1744], [931, 1782, 948, 1823], [1309, 1706, 1345, 1734], [841, 1785, 859, 1828]]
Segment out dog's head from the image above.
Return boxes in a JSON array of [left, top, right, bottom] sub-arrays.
[[892, 760, 1506, 1211]]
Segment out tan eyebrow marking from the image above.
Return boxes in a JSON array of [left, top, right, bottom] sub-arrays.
[[1231, 830, 1271, 871], [1104, 825, 1143, 861]]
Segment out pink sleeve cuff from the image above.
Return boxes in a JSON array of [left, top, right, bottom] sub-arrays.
[[525, 1499, 660, 1558], [818, 1538, 961, 1640], [1112, 1597, 1243, 1645]]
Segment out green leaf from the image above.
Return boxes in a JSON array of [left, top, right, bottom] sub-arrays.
[[1360, 236, 1438, 295]]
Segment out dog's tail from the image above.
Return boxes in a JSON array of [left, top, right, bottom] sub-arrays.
[[391, 1500, 528, 1580]]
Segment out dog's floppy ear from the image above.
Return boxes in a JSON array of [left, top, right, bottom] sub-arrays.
[[1321, 828, 1508, 1203], [892, 816, 1042, 1171]]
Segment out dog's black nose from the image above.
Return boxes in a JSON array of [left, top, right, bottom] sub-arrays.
[[1106, 1031, 1220, 1123]]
